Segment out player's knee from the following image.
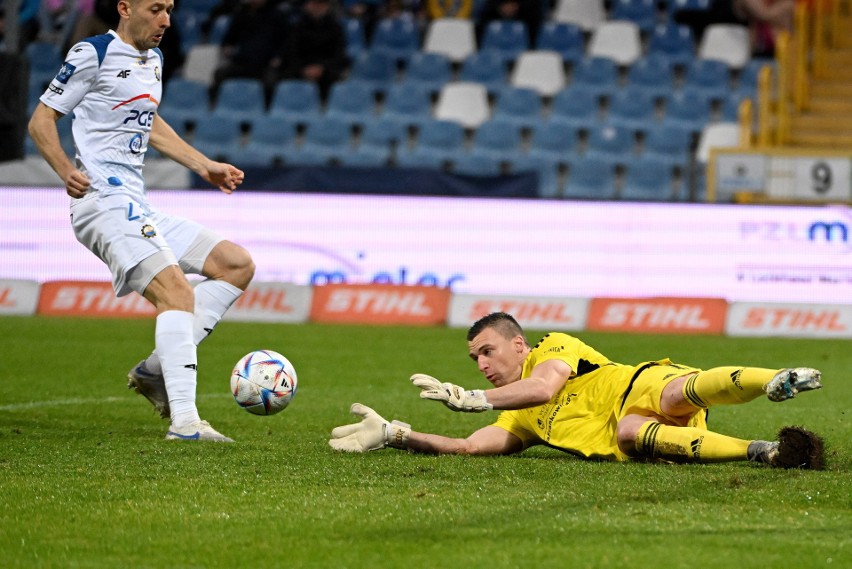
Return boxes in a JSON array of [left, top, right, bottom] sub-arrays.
[[206, 241, 255, 288], [616, 415, 650, 456]]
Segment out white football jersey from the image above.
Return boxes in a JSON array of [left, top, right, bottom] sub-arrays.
[[40, 30, 163, 200]]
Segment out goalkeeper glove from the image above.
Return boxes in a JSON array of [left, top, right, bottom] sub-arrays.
[[328, 403, 411, 453], [410, 373, 493, 412]]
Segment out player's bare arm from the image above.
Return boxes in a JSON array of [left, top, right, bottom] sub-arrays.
[[28, 102, 91, 198], [149, 114, 244, 194], [407, 425, 524, 456]]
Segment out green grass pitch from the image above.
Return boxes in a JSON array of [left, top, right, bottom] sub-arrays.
[[0, 316, 850, 568]]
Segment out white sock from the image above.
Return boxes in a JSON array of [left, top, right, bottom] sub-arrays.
[[156, 310, 200, 427], [144, 280, 244, 375]]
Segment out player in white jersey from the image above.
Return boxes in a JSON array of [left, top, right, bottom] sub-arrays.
[[28, 0, 255, 442]]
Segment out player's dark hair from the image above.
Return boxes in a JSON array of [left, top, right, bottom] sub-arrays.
[[467, 312, 526, 342]]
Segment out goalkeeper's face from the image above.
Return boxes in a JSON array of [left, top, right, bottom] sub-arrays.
[[468, 327, 528, 388]]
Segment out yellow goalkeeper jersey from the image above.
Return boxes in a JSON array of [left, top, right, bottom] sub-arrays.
[[492, 333, 662, 461]]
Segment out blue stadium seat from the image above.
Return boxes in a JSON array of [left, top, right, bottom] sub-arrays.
[[470, 119, 524, 161], [610, 0, 658, 33], [585, 124, 635, 165], [662, 89, 712, 134], [668, 0, 711, 17], [26, 41, 63, 89], [481, 20, 529, 65], [527, 121, 579, 166], [324, 79, 377, 127], [158, 78, 210, 131], [722, 91, 753, 122], [735, 57, 774, 95], [605, 87, 658, 133], [230, 116, 298, 167], [268, 80, 322, 127], [208, 14, 232, 45], [343, 18, 367, 60], [683, 59, 731, 102], [570, 56, 619, 99], [395, 119, 464, 169], [349, 51, 397, 96], [459, 50, 508, 94], [191, 115, 242, 161], [564, 158, 618, 200], [172, 11, 202, 53], [549, 85, 602, 131], [453, 153, 503, 176], [379, 82, 433, 130], [370, 17, 421, 65], [647, 22, 696, 66], [341, 116, 398, 167], [642, 121, 693, 170], [512, 154, 563, 199], [400, 52, 452, 96], [621, 156, 677, 201], [626, 53, 676, 100], [213, 78, 265, 123], [491, 86, 543, 129], [535, 21, 585, 65], [289, 117, 353, 166]]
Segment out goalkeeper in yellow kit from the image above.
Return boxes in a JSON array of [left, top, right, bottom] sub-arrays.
[[329, 312, 825, 469]]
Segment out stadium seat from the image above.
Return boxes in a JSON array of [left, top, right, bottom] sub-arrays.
[[469, 119, 524, 161], [452, 153, 503, 176], [379, 82, 433, 130], [642, 122, 693, 170], [349, 51, 398, 96], [535, 21, 585, 66], [172, 10, 202, 53], [491, 86, 544, 129], [683, 59, 731, 102], [667, 0, 712, 17], [698, 24, 751, 69], [341, 116, 397, 167], [289, 117, 353, 166], [230, 116, 298, 167], [527, 121, 579, 165], [569, 56, 619, 99], [605, 87, 658, 133], [695, 122, 740, 163], [158, 78, 210, 131], [552, 0, 606, 31], [208, 14, 231, 45], [182, 44, 220, 86], [343, 18, 367, 60], [400, 52, 453, 96], [647, 22, 696, 67], [423, 17, 477, 63], [610, 0, 657, 33], [509, 50, 567, 97], [721, 91, 753, 122], [662, 89, 712, 134], [370, 16, 421, 65], [213, 78, 266, 123], [735, 58, 774, 95], [459, 50, 509, 94], [511, 154, 563, 198], [548, 85, 602, 131], [621, 156, 677, 201], [587, 21, 642, 66], [268, 80, 322, 127], [564, 157, 618, 200], [396, 119, 465, 168], [625, 53, 676, 100], [191, 114, 242, 161], [324, 79, 378, 128], [480, 20, 529, 65], [585, 124, 635, 165], [25, 41, 63, 89], [434, 82, 491, 129]]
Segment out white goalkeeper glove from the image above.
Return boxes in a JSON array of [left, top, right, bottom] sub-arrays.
[[410, 373, 493, 412], [328, 403, 411, 453]]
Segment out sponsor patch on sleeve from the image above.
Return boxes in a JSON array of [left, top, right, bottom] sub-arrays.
[[55, 62, 77, 84]]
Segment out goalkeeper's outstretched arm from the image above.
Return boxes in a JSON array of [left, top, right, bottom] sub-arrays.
[[408, 425, 524, 455]]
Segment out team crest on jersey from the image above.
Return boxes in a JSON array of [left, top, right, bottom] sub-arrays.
[[141, 224, 157, 238], [154, 66, 160, 81], [55, 62, 76, 84], [129, 133, 144, 154]]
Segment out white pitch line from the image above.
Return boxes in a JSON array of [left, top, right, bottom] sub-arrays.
[[0, 393, 227, 412]]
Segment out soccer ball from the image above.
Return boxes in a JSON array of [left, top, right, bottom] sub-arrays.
[[230, 350, 298, 416]]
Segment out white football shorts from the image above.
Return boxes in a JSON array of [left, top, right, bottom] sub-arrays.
[[70, 191, 223, 296]]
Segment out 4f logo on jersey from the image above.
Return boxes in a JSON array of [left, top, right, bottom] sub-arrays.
[[55, 62, 76, 84], [123, 109, 155, 127], [117, 69, 131, 78]]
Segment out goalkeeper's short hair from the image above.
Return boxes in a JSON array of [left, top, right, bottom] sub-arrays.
[[467, 312, 526, 343]]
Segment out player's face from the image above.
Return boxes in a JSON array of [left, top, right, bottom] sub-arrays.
[[121, 0, 173, 51], [468, 327, 526, 388]]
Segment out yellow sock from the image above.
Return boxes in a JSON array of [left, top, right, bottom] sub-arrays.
[[682, 367, 779, 408], [635, 422, 751, 463]]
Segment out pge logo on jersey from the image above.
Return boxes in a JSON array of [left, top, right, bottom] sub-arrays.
[[56, 62, 76, 84], [123, 109, 155, 127]]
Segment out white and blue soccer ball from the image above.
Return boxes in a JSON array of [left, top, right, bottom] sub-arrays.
[[230, 350, 298, 416]]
